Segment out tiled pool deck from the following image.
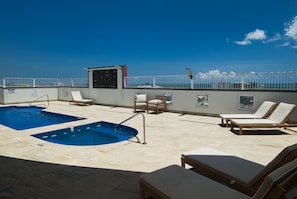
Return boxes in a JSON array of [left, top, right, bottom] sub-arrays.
[[0, 101, 296, 198]]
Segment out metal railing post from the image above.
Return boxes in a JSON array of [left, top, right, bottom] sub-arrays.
[[114, 112, 146, 144], [190, 79, 194, 89], [153, 76, 156, 87], [241, 73, 245, 90]]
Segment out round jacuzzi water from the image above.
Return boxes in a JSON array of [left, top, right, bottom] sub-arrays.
[[32, 121, 138, 146]]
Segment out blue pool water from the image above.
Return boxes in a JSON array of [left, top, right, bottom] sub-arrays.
[[0, 106, 84, 130], [32, 121, 138, 146]]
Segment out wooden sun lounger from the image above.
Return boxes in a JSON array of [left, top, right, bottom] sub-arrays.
[[140, 159, 297, 199], [230, 102, 296, 135], [181, 144, 297, 196], [219, 101, 276, 127], [70, 91, 93, 105]]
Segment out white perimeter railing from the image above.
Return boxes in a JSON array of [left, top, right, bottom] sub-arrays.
[[0, 78, 88, 88], [1, 71, 297, 90], [125, 71, 297, 90]]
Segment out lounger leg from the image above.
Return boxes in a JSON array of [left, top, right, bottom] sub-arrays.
[[139, 182, 145, 199], [239, 127, 243, 135], [181, 157, 185, 167], [226, 119, 230, 127]]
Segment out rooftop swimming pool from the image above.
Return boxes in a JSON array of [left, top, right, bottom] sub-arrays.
[[0, 106, 84, 130], [32, 121, 139, 146]]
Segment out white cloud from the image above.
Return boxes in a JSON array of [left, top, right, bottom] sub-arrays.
[[246, 29, 266, 40], [229, 71, 237, 77], [207, 69, 221, 76], [265, 33, 282, 43], [285, 16, 297, 42], [197, 70, 237, 78], [232, 16, 297, 48], [234, 40, 251, 45], [234, 29, 266, 45], [280, 42, 290, 47]]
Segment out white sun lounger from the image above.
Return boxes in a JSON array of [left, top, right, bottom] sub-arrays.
[[230, 102, 296, 135], [70, 91, 93, 105], [219, 101, 276, 127]]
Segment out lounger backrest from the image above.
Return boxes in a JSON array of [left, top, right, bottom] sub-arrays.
[[71, 91, 83, 101], [253, 101, 276, 118], [268, 102, 296, 124], [252, 158, 297, 199], [249, 143, 297, 189]]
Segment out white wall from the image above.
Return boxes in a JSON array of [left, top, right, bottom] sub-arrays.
[[1, 88, 58, 104], [62, 65, 297, 122], [1, 65, 296, 122], [57, 87, 297, 122], [87, 66, 125, 106], [1, 86, 296, 121]]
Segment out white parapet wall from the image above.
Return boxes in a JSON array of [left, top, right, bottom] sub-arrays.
[[1, 65, 296, 122], [56, 87, 297, 122], [1, 85, 296, 122], [0, 87, 58, 104]]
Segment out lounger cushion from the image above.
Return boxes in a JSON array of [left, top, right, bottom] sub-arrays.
[[268, 102, 296, 123], [220, 114, 257, 120], [135, 94, 147, 103], [182, 144, 297, 197], [135, 102, 147, 106], [253, 101, 277, 118], [231, 119, 279, 126], [252, 158, 297, 199], [140, 165, 250, 199], [249, 143, 297, 186], [231, 103, 296, 126], [182, 147, 264, 183], [77, 99, 92, 102], [71, 91, 93, 104], [220, 101, 276, 120], [148, 99, 163, 104]]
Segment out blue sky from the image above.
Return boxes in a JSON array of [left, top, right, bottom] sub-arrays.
[[0, 0, 297, 78]]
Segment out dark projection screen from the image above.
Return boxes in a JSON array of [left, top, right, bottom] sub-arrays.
[[93, 69, 117, 88]]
